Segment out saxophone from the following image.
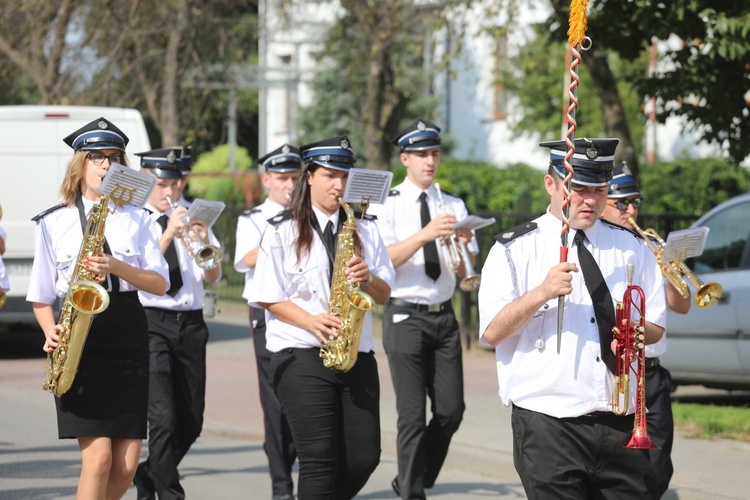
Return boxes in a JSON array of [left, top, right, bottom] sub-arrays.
[[43, 194, 114, 397], [319, 197, 375, 372]]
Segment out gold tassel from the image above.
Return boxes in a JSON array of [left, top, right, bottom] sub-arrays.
[[568, 0, 589, 47]]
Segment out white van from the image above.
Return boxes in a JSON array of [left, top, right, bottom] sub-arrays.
[[0, 105, 151, 326]]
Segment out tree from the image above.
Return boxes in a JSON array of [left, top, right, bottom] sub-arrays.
[[297, 0, 478, 170]]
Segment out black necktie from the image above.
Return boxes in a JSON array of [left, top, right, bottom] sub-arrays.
[[420, 192, 441, 281], [157, 214, 184, 296], [574, 230, 617, 373]]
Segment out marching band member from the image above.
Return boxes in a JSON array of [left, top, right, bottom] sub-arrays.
[[600, 162, 689, 497], [478, 138, 666, 499], [133, 147, 222, 499], [368, 119, 476, 500], [248, 135, 394, 500], [27, 118, 168, 499], [234, 143, 301, 500]]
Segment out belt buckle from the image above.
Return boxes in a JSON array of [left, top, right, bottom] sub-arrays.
[[427, 303, 442, 313]]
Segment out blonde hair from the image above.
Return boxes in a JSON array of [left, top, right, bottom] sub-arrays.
[[59, 150, 129, 206]]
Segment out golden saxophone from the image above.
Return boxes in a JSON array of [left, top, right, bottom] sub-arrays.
[[627, 217, 722, 308], [43, 195, 113, 397], [319, 197, 374, 372], [612, 264, 658, 449]]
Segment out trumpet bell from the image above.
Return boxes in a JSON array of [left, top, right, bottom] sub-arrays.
[[193, 244, 223, 270], [695, 281, 722, 308], [459, 274, 481, 292]]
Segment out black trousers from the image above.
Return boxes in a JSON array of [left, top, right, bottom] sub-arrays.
[[382, 303, 465, 500], [271, 348, 380, 500], [511, 405, 658, 499], [249, 306, 296, 496], [645, 363, 674, 497], [141, 308, 209, 500]]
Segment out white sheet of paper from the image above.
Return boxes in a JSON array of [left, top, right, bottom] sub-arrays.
[[453, 215, 496, 231], [343, 168, 393, 206], [662, 226, 710, 261], [99, 163, 156, 207], [184, 199, 226, 227]]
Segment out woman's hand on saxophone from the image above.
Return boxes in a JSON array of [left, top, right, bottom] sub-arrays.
[[43, 324, 62, 353], [85, 254, 116, 282], [345, 256, 370, 283], [310, 313, 342, 344]]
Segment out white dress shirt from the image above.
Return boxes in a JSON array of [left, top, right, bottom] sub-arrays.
[[27, 198, 169, 305], [478, 210, 666, 418], [138, 203, 222, 311], [368, 177, 478, 304], [234, 198, 287, 302], [248, 212, 395, 353], [0, 254, 8, 292]]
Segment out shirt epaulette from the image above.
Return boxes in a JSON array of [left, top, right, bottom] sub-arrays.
[[268, 210, 292, 225], [243, 207, 262, 216], [601, 219, 642, 240], [494, 222, 537, 244], [31, 203, 66, 222], [388, 189, 400, 197]]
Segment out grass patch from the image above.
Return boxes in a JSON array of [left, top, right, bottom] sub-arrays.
[[673, 402, 750, 441]]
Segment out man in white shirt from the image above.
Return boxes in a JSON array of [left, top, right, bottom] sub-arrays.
[[234, 143, 300, 500], [133, 147, 222, 500], [370, 119, 477, 500], [600, 162, 690, 497], [479, 138, 667, 499]]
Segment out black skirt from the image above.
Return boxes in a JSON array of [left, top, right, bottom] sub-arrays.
[[55, 291, 149, 439]]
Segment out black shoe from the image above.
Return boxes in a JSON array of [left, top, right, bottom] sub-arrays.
[[391, 477, 400, 497], [133, 462, 156, 500]]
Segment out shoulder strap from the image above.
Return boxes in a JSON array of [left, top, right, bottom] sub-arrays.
[[493, 222, 537, 244]]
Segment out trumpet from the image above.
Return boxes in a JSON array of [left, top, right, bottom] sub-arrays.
[[612, 264, 658, 449], [627, 217, 722, 308], [167, 197, 222, 270], [434, 184, 481, 292]]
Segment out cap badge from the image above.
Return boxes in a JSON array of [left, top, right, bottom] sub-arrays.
[[340, 138, 349, 150], [167, 150, 176, 163], [321, 155, 330, 162], [621, 162, 633, 176], [98, 119, 108, 130], [282, 144, 290, 154], [585, 143, 599, 160], [417, 121, 426, 131]]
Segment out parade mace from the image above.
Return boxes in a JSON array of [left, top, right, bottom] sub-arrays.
[[557, 0, 591, 354]]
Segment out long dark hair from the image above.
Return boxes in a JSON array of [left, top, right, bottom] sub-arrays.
[[289, 162, 363, 264]]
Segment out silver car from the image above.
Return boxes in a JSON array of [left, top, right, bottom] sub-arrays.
[[661, 192, 750, 390]]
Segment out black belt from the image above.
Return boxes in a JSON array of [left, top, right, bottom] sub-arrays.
[[144, 307, 203, 322], [645, 357, 660, 369], [387, 297, 452, 313]]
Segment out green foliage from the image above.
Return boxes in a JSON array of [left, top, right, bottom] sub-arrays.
[[391, 157, 548, 214], [639, 158, 750, 216], [673, 402, 750, 441], [188, 144, 254, 205]]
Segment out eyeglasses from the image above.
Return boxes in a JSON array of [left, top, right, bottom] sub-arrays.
[[609, 197, 644, 210], [87, 152, 124, 166]]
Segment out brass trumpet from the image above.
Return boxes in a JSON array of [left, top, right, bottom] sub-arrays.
[[434, 184, 481, 292], [627, 217, 722, 308], [167, 197, 222, 270]]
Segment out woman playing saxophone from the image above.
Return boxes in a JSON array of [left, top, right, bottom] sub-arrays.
[[26, 117, 168, 500], [248, 135, 394, 499]]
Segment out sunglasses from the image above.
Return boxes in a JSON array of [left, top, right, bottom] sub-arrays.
[[87, 152, 125, 165], [608, 197, 644, 210]]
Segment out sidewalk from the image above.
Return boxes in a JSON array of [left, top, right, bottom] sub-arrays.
[[204, 301, 750, 499]]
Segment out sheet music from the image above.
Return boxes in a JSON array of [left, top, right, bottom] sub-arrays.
[[184, 199, 226, 227], [453, 215, 496, 231], [662, 226, 709, 261], [343, 168, 393, 206], [99, 163, 156, 207]]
